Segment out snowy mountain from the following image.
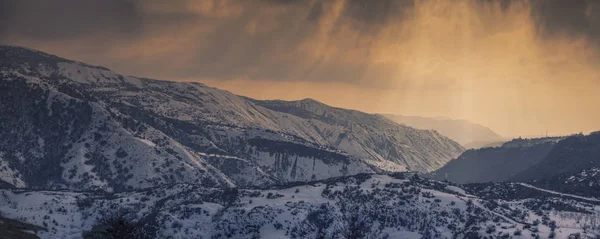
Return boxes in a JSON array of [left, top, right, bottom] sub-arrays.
[[249, 99, 464, 172], [0, 59, 236, 192], [382, 114, 505, 149], [1, 173, 598, 238], [0, 45, 464, 192]]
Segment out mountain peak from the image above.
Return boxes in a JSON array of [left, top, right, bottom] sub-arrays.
[[298, 98, 321, 104]]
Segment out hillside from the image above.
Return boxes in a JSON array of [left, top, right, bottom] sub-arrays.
[[250, 99, 464, 172], [510, 132, 600, 197], [512, 133, 600, 181], [432, 132, 600, 200], [0, 173, 597, 238], [430, 138, 559, 184]]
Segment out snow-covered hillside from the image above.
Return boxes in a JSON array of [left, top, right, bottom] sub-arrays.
[[1, 173, 598, 239], [0, 71, 236, 191], [0, 45, 464, 191], [250, 98, 464, 172]]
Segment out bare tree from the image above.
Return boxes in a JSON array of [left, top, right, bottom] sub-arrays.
[[83, 211, 151, 239]]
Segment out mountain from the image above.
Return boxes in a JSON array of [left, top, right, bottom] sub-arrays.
[[0, 45, 464, 192], [431, 136, 565, 184], [383, 114, 505, 149], [511, 132, 600, 196], [512, 132, 600, 181], [432, 132, 600, 200], [0, 173, 597, 238], [248, 99, 464, 172]]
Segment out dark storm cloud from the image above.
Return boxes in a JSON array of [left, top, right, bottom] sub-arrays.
[[1, 0, 597, 43], [344, 0, 409, 28], [0, 0, 143, 40], [3, 0, 600, 136], [1, 0, 600, 83], [533, 0, 600, 40]]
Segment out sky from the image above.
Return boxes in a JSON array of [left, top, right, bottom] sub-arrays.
[[1, 0, 600, 137]]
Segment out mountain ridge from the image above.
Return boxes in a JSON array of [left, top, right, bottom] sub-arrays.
[[432, 132, 600, 200], [0, 45, 464, 192], [430, 136, 565, 184]]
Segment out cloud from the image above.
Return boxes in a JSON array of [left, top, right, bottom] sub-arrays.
[[0, 0, 143, 40], [0, 0, 419, 82], [533, 0, 600, 38], [1, 0, 600, 136], [2, 0, 599, 84]]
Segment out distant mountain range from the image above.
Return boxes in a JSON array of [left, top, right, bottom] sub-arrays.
[[382, 114, 505, 149], [0, 45, 463, 192]]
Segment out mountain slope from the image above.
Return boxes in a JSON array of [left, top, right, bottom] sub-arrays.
[[512, 132, 600, 182], [383, 114, 504, 148], [0, 45, 464, 190], [528, 167, 600, 198], [250, 98, 465, 172], [431, 137, 564, 184], [509, 132, 600, 198], [0, 71, 236, 192], [432, 132, 600, 200]]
